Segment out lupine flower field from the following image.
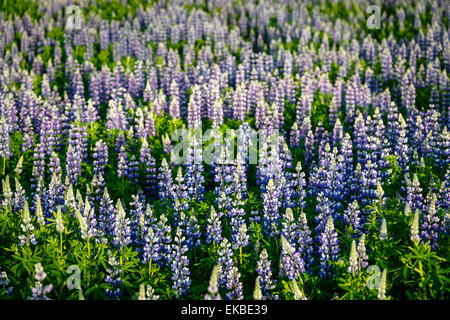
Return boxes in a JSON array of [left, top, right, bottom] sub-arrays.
[[0, 0, 449, 301]]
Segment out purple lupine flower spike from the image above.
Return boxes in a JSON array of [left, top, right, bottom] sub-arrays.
[[318, 215, 339, 278]]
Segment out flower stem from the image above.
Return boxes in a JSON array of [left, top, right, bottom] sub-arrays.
[[121, 176, 124, 199], [60, 232, 63, 255], [148, 258, 152, 278], [239, 247, 242, 266]]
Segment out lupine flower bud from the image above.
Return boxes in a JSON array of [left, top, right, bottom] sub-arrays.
[[348, 240, 359, 275], [14, 155, 23, 176], [410, 209, 420, 246], [35, 195, 45, 227], [379, 218, 388, 241], [404, 203, 411, 216], [292, 279, 307, 300], [19, 201, 37, 246], [55, 206, 64, 234], [138, 284, 159, 300], [253, 278, 262, 300], [377, 269, 387, 300], [1, 175, 12, 210], [204, 265, 221, 300]]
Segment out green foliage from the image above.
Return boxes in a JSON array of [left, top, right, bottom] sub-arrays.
[[398, 244, 450, 299]]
